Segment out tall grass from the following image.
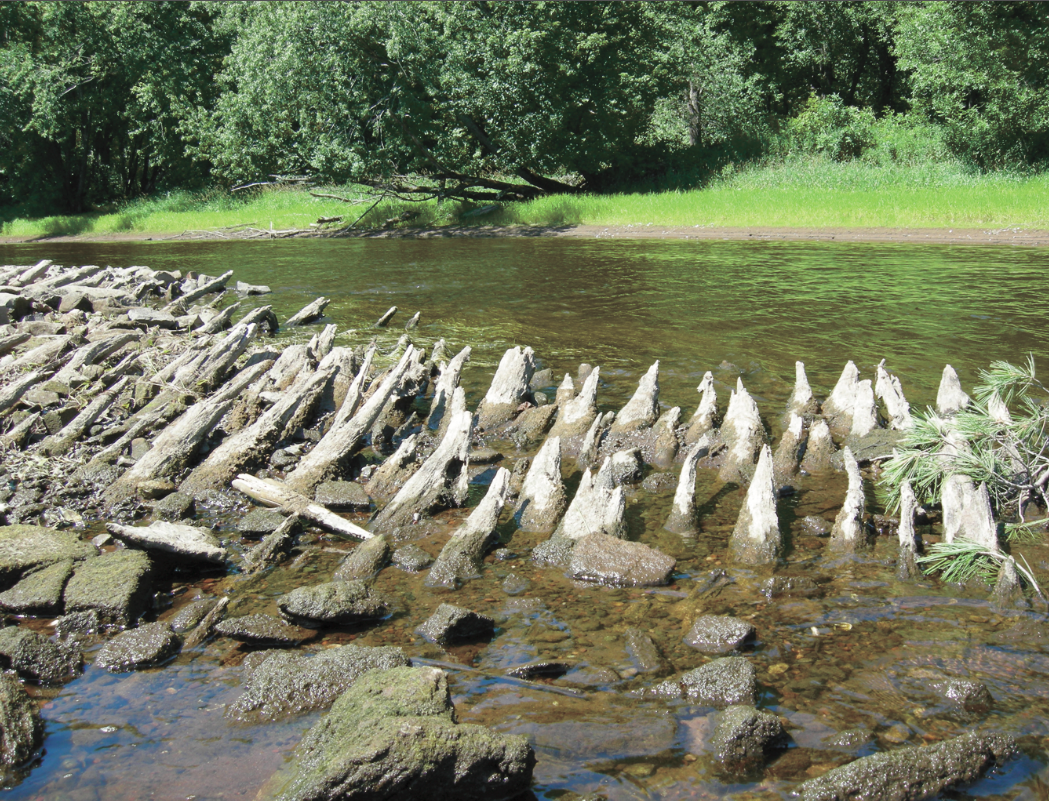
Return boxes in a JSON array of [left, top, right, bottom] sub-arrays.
[[3, 158, 1048, 238]]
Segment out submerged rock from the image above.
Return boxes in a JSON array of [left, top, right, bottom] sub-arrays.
[[94, 622, 181, 672], [334, 535, 391, 582], [227, 644, 410, 722], [391, 544, 434, 573], [236, 508, 286, 538], [568, 532, 676, 587], [709, 705, 784, 768], [624, 627, 664, 674], [255, 666, 534, 801], [761, 576, 821, 600], [416, 603, 494, 647], [63, 549, 152, 627], [795, 731, 1014, 801], [938, 679, 993, 712], [213, 614, 317, 647], [315, 480, 372, 510], [0, 626, 81, 683], [0, 673, 43, 772], [683, 657, 756, 707], [684, 615, 755, 655], [0, 558, 74, 615], [277, 581, 390, 627], [729, 444, 781, 565]]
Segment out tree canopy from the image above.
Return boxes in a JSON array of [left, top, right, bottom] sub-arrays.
[[2, 1, 1048, 212]]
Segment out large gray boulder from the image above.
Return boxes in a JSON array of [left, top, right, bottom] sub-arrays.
[[276, 581, 390, 627], [0, 626, 81, 684], [567, 532, 676, 587], [710, 705, 784, 767], [94, 622, 181, 672], [795, 731, 1014, 801], [256, 666, 535, 801], [0, 524, 96, 590], [0, 673, 43, 773], [0, 558, 74, 615], [226, 645, 410, 722], [63, 549, 152, 627]]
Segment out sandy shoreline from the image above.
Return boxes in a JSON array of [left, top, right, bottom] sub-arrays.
[[3, 223, 1049, 247]]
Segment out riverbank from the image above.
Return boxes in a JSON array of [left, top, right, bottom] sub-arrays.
[[5, 224, 1049, 247], [3, 160, 1048, 245]]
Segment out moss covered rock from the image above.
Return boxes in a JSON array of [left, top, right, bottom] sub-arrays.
[[63, 549, 153, 627], [258, 666, 534, 801], [0, 525, 95, 591]]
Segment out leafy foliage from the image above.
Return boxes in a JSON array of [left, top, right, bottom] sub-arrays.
[[3, 2, 1049, 211]]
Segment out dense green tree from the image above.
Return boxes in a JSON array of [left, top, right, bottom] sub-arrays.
[[0, 2, 230, 211], [894, 1, 1049, 166]]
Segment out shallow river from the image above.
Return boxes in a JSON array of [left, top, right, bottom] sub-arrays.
[[2, 237, 1049, 800]]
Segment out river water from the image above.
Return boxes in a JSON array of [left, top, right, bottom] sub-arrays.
[[2, 238, 1049, 800]]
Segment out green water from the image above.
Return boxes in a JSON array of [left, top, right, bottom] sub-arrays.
[[2, 238, 1049, 800]]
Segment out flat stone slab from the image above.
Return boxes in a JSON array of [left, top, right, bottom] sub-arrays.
[[226, 644, 409, 722], [276, 581, 390, 627], [0, 558, 74, 615], [314, 481, 371, 511], [213, 614, 317, 647], [684, 615, 756, 655], [416, 604, 494, 647], [0, 525, 96, 590], [95, 622, 182, 672], [63, 550, 153, 627], [106, 521, 227, 564], [567, 532, 675, 587]]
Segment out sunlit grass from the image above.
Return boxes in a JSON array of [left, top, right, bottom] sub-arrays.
[[3, 158, 1048, 238]]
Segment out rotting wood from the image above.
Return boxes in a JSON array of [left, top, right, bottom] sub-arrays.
[[284, 297, 330, 328], [232, 474, 373, 540]]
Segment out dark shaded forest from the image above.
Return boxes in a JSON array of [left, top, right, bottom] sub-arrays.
[[2, 1, 1048, 213]]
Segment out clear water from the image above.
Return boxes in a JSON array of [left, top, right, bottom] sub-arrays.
[[2, 238, 1048, 800]]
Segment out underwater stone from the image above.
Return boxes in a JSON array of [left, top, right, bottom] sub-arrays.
[[213, 614, 317, 647], [684, 615, 755, 655], [568, 532, 676, 588], [416, 603, 494, 647], [709, 705, 785, 768], [278, 581, 390, 627], [95, 622, 181, 673]]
